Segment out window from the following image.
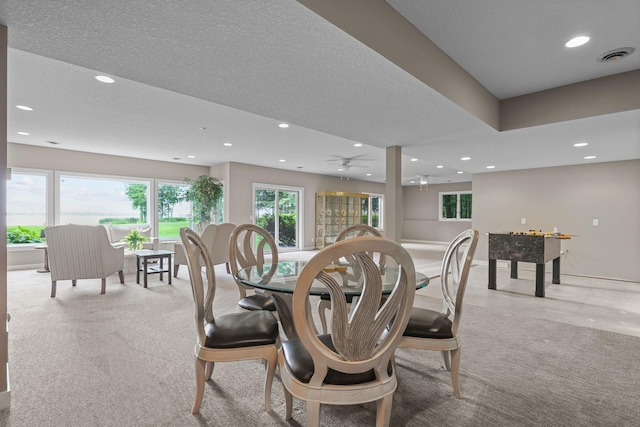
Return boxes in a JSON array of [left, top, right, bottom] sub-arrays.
[[58, 173, 151, 226], [362, 194, 383, 229], [439, 191, 472, 221], [6, 169, 51, 244], [157, 182, 191, 240]]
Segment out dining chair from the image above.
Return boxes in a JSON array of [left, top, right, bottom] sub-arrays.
[[279, 235, 416, 427], [179, 227, 279, 414], [398, 229, 479, 398], [317, 224, 387, 333], [228, 224, 279, 315]]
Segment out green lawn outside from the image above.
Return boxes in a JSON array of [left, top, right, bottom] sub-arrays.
[[9, 221, 190, 243]]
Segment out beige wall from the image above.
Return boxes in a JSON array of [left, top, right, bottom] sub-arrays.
[[472, 160, 640, 282], [402, 182, 473, 242], [225, 162, 385, 249], [8, 143, 210, 180]]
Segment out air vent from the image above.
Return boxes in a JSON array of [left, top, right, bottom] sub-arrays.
[[597, 47, 635, 63]]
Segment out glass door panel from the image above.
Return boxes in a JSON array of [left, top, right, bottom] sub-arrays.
[[278, 191, 298, 249]]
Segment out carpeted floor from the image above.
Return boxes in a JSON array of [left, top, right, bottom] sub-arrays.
[[2, 250, 639, 426]]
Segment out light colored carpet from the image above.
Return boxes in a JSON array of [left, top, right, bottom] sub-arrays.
[[2, 249, 639, 426]]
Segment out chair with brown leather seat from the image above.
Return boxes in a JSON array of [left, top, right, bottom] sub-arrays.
[[228, 224, 279, 316], [398, 229, 479, 398], [179, 227, 279, 414], [278, 235, 416, 426]]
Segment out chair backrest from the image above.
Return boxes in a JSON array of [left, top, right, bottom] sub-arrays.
[[293, 236, 416, 387], [180, 227, 216, 346], [440, 229, 479, 335], [45, 224, 123, 280], [228, 224, 279, 296], [336, 224, 387, 271], [199, 222, 236, 266]]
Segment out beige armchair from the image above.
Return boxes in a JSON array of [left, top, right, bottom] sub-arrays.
[[45, 224, 125, 297], [173, 223, 236, 277]]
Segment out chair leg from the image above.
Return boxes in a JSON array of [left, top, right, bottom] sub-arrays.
[[306, 400, 321, 427], [101, 278, 106, 294], [192, 357, 206, 414], [284, 387, 293, 420], [441, 350, 451, 372], [173, 264, 179, 278], [118, 271, 124, 284], [450, 347, 462, 398], [263, 355, 277, 413], [204, 361, 214, 381], [376, 394, 394, 427], [51, 281, 57, 298], [72, 279, 77, 287]]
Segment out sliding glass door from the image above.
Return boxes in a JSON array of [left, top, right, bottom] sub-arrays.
[[254, 185, 302, 250]]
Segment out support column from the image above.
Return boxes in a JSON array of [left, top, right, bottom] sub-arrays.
[[384, 146, 402, 243], [0, 24, 10, 410]]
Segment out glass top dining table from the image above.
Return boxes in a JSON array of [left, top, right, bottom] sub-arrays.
[[235, 260, 429, 297], [235, 260, 428, 340]]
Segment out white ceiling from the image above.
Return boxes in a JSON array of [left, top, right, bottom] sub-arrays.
[[1, 0, 639, 185]]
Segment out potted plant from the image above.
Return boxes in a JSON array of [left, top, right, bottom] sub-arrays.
[[184, 175, 223, 234], [124, 230, 149, 251]]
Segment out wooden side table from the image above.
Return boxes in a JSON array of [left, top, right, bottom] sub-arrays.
[[134, 250, 174, 288]]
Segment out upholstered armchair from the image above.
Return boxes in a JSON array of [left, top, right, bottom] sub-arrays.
[[45, 224, 125, 297], [173, 223, 236, 277]]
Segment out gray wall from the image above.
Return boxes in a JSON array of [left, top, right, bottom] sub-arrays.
[[472, 160, 640, 282], [402, 182, 473, 242]]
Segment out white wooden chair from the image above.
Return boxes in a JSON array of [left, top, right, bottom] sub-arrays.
[[317, 224, 386, 333], [45, 224, 125, 297], [398, 229, 479, 398], [279, 236, 416, 426], [228, 224, 278, 315], [179, 227, 279, 414]]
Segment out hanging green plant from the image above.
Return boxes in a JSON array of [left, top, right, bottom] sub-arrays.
[[184, 175, 223, 234]]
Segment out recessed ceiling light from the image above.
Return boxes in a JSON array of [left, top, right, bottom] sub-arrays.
[[366, 173, 372, 176], [461, 157, 471, 161], [410, 158, 418, 162], [354, 143, 363, 147], [565, 36, 590, 48], [457, 171, 464, 174], [279, 159, 286, 162], [17, 131, 29, 136], [337, 168, 344, 171], [573, 142, 589, 147], [187, 155, 195, 159], [223, 142, 232, 147], [95, 75, 115, 83], [584, 155, 597, 160], [278, 123, 289, 128], [409, 180, 416, 184], [436, 165, 443, 169], [486, 165, 496, 169], [16, 105, 33, 111]]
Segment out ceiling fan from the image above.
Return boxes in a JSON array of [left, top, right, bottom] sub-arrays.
[[325, 155, 372, 171], [403, 174, 451, 190]]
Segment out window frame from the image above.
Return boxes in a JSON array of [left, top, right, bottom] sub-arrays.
[[362, 193, 384, 230], [438, 191, 472, 222]]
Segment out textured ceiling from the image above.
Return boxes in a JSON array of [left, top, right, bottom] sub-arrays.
[[1, 0, 639, 184]]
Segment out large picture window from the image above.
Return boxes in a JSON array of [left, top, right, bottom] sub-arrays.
[[58, 173, 151, 226], [6, 169, 51, 243], [439, 191, 472, 221]]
